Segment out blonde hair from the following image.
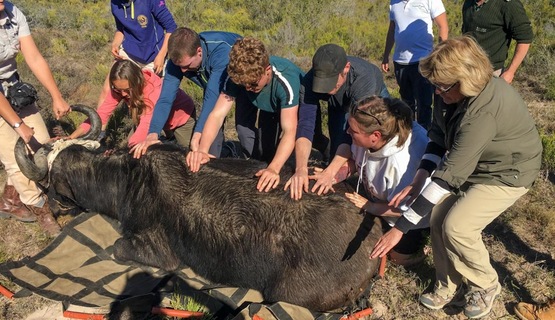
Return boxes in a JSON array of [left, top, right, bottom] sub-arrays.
[[349, 96, 413, 147], [227, 37, 270, 87], [419, 36, 493, 97], [109, 60, 150, 126]]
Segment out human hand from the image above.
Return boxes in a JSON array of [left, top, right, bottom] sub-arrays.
[[370, 227, 403, 259], [129, 133, 161, 159], [344, 192, 368, 210], [153, 53, 165, 75], [186, 150, 213, 172], [309, 167, 336, 195], [111, 45, 123, 60], [500, 70, 515, 84], [284, 167, 309, 200], [14, 122, 35, 144], [389, 170, 427, 208], [255, 168, 280, 192], [381, 61, 390, 73], [51, 98, 70, 120]]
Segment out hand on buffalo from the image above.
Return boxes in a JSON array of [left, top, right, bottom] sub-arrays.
[[130, 133, 161, 159], [370, 227, 403, 259], [186, 150, 214, 172], [284, 167, 309, 200], [308, 167, 336, 195], [256, 168, 280, 192]]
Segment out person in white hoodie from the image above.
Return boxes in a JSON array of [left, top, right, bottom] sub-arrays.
[[310, 96, 429, 265]]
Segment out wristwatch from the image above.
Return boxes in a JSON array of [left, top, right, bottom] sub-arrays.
[[12, 121, 23, 128]]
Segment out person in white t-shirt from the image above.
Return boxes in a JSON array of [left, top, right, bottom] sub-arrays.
[[381, 0, 448, 129], [310, 96, 430, 265]]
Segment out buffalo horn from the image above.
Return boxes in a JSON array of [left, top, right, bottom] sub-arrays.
[[14, 138, 49, 182], [71, 104, 101, 140]]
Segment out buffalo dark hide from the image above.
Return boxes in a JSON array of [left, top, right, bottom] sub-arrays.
[[45, 143, 382, 311]]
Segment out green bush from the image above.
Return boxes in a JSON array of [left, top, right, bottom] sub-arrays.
[[541, 133, 555, 173]]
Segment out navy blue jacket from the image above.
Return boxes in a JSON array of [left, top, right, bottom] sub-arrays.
[[111, 0, 177, 64], [149, 31, 242, 135]]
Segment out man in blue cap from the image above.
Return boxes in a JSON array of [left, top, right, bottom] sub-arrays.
[[285, 43, 389, 200]]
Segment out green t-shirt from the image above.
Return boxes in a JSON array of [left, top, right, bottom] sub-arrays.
[[224, 56, 303, 113]]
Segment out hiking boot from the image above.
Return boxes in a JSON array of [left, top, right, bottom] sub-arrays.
[[0, 185, 36, 222], [29, 202, 61, 236], [420, 287, 466, 310], [464, 282, 502, 319], [515, 300, 555, 320]]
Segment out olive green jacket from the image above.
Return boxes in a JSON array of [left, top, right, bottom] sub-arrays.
[[430, 77, 542, 189]]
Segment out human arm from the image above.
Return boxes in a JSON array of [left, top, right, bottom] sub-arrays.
[[501, 43, 530, 84], [433, 12, 449, 42], [285, 137, 313, 200], [186, 93, 234, 172], [153, 33, 171, 75], [150, 0, 177, 74], [194, 49, 230, 136], [501, 0, 533, 83], [19, 35, 69, 120], [345, 192, 402, 218], [111, 31, 124, 59], [381, 20, 395, 73], [284, 79, 320, 199], [0, 94, 34, 143], [371, 175, 451, 259], [256, 106, 298, 192], [148, 61, 182, 135], [128, 98, 157, 147]]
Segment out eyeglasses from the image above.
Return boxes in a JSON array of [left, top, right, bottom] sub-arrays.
[[111, 85, 131, 95], [353, 107, 382, 125], [432, 82, 457, 94]]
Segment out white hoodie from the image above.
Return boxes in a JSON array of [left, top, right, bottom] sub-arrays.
[[351, 121, 430, 228]]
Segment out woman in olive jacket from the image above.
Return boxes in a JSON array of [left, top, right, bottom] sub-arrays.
[[370, 36, 542, 319]]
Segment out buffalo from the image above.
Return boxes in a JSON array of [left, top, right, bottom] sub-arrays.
[[15, 106, 383, 312]]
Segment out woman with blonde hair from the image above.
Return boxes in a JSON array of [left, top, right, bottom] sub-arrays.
[[370, 36, 542, 318], [71, 60, 196, 148], [309, 96, 430, 266]]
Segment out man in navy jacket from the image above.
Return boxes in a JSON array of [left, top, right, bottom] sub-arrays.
[[131, 27, 241, 158]]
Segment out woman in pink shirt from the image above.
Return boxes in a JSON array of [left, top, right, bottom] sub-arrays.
[[71, 60, 196, 148]]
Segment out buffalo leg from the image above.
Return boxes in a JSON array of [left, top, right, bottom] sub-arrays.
[[113, 235, 181, 271]]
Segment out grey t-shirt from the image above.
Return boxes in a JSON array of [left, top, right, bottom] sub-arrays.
[[0, 2, 30, 81]]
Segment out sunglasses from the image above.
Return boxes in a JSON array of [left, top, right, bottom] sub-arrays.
[[353, 107, 382, 125], [432, 82, 457, 94], [111, 86, 131, 95]]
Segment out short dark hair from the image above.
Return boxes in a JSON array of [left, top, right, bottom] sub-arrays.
[[168, 27, 201, 63]]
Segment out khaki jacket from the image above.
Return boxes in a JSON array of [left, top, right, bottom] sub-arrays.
[[430, 77, 542, 189]]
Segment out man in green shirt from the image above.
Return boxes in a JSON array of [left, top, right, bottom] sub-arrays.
[[462, 0, 533, 83], [186, 37, 302, 193]]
